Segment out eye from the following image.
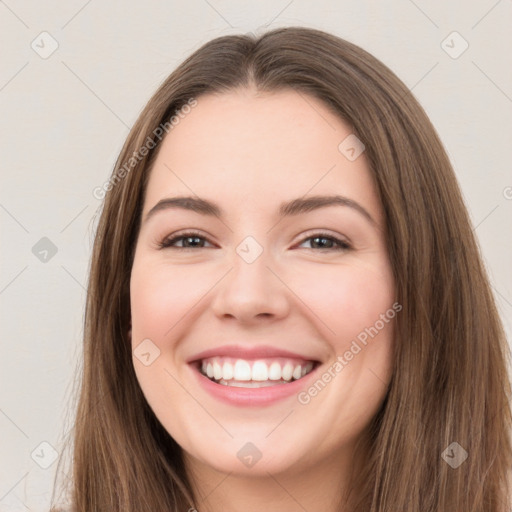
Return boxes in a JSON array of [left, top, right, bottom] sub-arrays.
[[296, 232, 351, 251], [158, 231, 214, 250], [158, 230, 351, 252]]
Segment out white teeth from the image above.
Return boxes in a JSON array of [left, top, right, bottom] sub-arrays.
[[213, 361, 223, 380], [222, 361, 234, 380], [268, 361, 282, 380], [233, 360, 252, 381], [251, 361, 268, 381], [200, 358, 316, 384], [218, 379, 288, 388], [281, 362, 294, 381]]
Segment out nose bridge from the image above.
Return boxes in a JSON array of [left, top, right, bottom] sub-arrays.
[[211, 234, 289, 321]]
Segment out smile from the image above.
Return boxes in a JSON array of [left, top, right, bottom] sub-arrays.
[[199, 357, 316, 388], [187, 345, 322, 405]]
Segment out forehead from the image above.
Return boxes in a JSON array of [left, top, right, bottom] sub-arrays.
[[143, 88, 381, 223]]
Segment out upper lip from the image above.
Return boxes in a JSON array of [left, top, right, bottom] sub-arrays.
[[186, 344, 321, 364]]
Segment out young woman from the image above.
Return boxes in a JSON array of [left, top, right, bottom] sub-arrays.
[[52, 26, 512, 512]]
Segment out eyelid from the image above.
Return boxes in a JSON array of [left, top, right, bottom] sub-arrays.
[[158, 229, 215, 250], [158, 228, 352, 251], [294, 228, 352, 247]]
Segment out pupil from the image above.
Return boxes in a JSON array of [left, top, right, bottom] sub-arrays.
[[185, 236, 202, 247], [313, 237, 331, 248]]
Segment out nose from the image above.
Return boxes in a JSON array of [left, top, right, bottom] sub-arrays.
[[210, 246, 290, 325]]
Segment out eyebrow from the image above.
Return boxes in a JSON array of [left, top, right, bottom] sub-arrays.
[[144, 194, 376, 226]]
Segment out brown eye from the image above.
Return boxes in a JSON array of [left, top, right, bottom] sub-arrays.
[[159, 231, 213, 250], [297, 233, 351, 251]]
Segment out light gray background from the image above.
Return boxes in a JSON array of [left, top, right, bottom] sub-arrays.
[[1, 1, 511, 510]]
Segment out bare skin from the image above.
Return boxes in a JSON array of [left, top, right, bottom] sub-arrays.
[[130, 87, 396, 512]]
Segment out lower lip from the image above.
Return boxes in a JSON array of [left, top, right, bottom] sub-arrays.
[[189, 363, 320, 406]]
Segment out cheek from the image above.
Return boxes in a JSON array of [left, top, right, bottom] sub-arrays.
[[129, 261, 212, 425], [283, 259, 395, 346], [130, 255, 395, 350], [130, 261, 209, 341]]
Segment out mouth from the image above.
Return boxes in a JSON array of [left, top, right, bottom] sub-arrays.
[[192, 356, 319, 388]]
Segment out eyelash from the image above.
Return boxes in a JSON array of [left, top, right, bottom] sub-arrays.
[[158, 230, 351, 252]]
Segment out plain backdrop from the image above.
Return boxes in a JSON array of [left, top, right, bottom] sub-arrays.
[[1, 1, 511, 510]]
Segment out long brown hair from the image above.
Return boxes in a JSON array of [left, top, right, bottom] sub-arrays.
[[51, 26, 512, 511]]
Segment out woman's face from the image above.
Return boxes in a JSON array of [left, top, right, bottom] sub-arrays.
[[130, 88, 396, 479]]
